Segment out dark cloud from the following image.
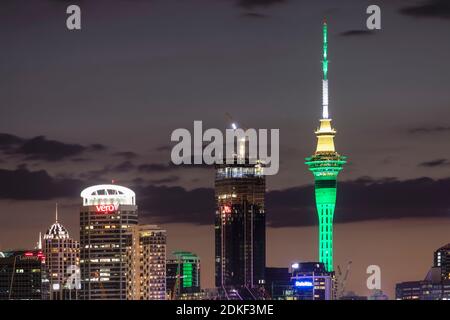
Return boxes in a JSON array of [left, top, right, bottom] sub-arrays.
[[113, 151, 138, 159], [136, 185, 215, 225], [2, 169, 450, 226], [78, 160, 202, 182], [237, 0, 287, 9], [149, 175, 181, 184], [0, 167, 83, 200], [79, 166, 112, 181], [155, 145, 172, 152], [408, 126, 450, 134], [71, 158, 90, 163], [89, 144, 108, 152], [112, 161, 135, 172], [138, 163, 174, 173], [241, 12, 269, 18], [0, 133, 106, 161], [399, 0, 450, 20], [268, 176, 450, 227], [0, 133, 24, 150], [18, 136, 85, 161], [340, 30, 376, 37], [418, 158, 450, 167], [137, 176, 450, 227], [78, 162, 135, 181], [138, 162, 212, 173]]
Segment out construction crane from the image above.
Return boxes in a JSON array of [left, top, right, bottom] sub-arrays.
[[224, 112, 235, 129], [225, 112, 248, 131], [170, 261, 182, 300], [224, 112, 249, 160], [336, 260, 352, 299]]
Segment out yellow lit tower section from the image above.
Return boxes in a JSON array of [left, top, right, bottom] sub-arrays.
[[305, 21, 346, 272]]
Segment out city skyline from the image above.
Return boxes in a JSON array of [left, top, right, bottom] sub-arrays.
[[1, 0, 450, 299]]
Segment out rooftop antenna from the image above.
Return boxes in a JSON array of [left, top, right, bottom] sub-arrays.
[[36, 232, 42, 250]]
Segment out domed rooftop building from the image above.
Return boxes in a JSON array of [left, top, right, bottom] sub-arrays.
[[42, 204, 80, 300], [44, 214, 70, 240], [79, 184, 138, 300]]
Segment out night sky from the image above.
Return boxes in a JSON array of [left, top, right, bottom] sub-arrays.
[[1, 0, 450, 298]]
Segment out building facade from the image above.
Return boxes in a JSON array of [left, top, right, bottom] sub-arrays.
[[127, 224, 166, 300], [0, 250, 47, 300], [166, 251, 200, 299], [395, 280, 441, 300], [434, 243, 450, 281], [396, 244, 450, 300], [215, 159, 266, 289], [288, 262, 334, 300], [43, 204, 80, 300], [79, 184, 138, 300]]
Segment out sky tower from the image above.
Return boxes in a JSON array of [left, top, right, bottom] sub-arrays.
[[305, 21, 346, 272]]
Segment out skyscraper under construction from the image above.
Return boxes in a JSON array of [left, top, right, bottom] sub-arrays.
[[215, 150, 266, 291], [305, 21, 346, 272]]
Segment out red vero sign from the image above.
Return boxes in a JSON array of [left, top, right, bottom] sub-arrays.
[[95, 204, 119, 213]]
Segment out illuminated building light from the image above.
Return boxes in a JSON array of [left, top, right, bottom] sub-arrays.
[[95, 204, 119, 213], [295, 281, 314, 288], [221, 205, 232, 214], [80, 184, 135, 206], [127, 224, 166, 300]]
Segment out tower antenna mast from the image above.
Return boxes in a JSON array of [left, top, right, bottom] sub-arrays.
[[322, 21, 329, 119]]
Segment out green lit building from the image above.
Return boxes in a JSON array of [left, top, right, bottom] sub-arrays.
[[305, 21, 346, 272], [166, 251, 200, 299]]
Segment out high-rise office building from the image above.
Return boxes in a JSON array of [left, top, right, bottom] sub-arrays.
[[43, 204, 80, 300], [215, 157, 266, 289], [396, 245, 450, 300], [395, 278, 446, 300], [0, 250, 47, 300], [127, 224, 166, 300], [166, 251, 200, 299], [395, 281, 423, 300], [289, 262, 334, 300], [305, 21, 346, 272], [434, 243, 450, 281], [79, 184, 138, 300]]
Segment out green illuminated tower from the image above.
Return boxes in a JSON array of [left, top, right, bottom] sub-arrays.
[[305, 21, 346, 272]]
